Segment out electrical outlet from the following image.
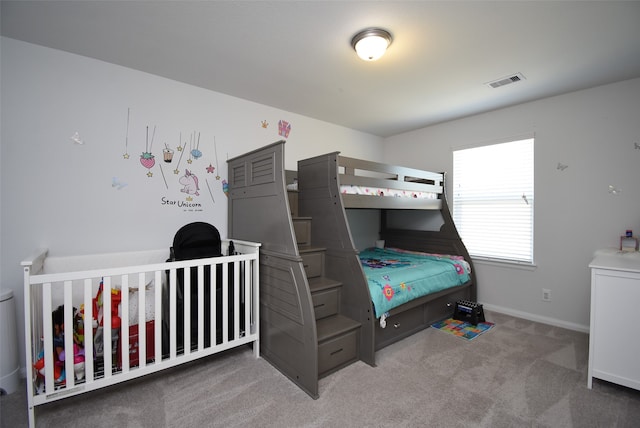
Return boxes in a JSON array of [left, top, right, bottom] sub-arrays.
[[542, 288, 551, 302]]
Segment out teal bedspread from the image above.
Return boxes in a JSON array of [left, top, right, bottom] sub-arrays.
[[360, 247, 471, 318]]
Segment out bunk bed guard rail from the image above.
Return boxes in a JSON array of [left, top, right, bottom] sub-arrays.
[[337, 155, 444, 210]]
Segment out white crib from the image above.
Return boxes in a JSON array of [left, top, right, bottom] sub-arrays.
[[22, 239, 260, 428]]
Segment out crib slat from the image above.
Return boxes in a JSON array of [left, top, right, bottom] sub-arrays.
[[210, 263, 216, 347], [121, 274, 130, 372], [154, 270, 162, 365], [222, 262, 229, 343], [83, 279, 94, 383], [42, 283, 54, 394], [197, 265, 204, 351], [102, 277, 113, 379], [169, 268, 177, 359], [63, 281, 75, 389], [251, 258, 260, 358], [243, 260, 251, 337], [233, 261, 240, 340], [183, 267, 191, 355], [137, 271, 146, 368]]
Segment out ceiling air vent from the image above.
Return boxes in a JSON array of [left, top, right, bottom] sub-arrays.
[[485, 73, 526, 89]]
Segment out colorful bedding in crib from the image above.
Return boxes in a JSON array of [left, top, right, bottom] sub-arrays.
[[360, 247, 471, 318]]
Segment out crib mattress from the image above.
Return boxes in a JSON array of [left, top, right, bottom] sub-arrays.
[[360, 247, 471, 318]]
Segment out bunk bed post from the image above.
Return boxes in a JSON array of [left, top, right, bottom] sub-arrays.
[[297, 153, 376, 367], [438, 173, 477, 301]]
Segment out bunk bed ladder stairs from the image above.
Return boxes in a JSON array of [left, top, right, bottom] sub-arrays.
[[290, 193, 361, 378]]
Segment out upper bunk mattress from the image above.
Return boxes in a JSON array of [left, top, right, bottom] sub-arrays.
[[360, 247, 471, 318], [340, 185, 437, 200]]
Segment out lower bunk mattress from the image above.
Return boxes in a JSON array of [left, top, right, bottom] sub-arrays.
[[359, 247, 471, 318]]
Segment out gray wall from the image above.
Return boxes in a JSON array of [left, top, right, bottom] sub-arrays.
[[383, 77, 640, 331], [0, 37, 383, 370], [345, 209, 380, 251]]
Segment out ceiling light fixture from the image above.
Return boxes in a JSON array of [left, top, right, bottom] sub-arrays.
[[351, 28, 393, 61]]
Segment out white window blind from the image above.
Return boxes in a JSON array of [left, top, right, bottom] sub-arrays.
[[452, 138, 534, 264]]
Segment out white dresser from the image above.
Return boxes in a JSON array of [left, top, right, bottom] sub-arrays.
[[588, 249, 640, 390]]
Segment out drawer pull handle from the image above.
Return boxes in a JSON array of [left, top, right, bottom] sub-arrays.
[[314, 303, 325, 309], [394, 322, 401, 329], [330, 348, 343, 356], [304, 264, 309, 268]]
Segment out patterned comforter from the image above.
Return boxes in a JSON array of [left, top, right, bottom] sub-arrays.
[[360, 247, 471, 318]]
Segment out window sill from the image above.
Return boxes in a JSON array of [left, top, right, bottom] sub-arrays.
[[471, 257, 537, 271]]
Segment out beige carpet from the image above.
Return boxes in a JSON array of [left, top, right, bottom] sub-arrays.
[[2, 311, 640, 427]]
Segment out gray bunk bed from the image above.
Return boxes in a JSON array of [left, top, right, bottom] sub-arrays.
[[298, 151, 477, 352], [227, 141, 476, 399]]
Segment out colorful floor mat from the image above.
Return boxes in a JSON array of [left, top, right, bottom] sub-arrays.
[[431, 318, 495, 341]]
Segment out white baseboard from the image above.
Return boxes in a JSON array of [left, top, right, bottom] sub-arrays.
[[481, 303, 590, 334]]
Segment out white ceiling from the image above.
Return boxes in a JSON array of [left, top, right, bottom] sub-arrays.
[[2, 1, 640, 137]]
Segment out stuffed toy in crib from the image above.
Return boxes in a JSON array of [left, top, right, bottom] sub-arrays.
[[33, 305, 86, 384]]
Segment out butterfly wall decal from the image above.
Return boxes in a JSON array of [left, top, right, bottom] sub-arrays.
[[112, 177, 127, 190], [608, 185, 621, 195], [70, 132, 84, 145]]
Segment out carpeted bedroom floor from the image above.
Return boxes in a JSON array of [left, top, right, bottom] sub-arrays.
[[2, 310, 640, 427]]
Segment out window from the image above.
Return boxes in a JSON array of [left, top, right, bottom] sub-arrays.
[[452, 138, 534, 264]]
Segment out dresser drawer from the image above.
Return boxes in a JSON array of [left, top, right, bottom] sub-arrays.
[[301, 252, 323, 278], [312, 288, 339, 320], [318, 330, 358, 376], [292, 218, 311, 246]]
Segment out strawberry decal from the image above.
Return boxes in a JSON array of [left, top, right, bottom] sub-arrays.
[[140, 125, 156, 177], [140, 152, 155, 177], [140, 152, 155, 169]]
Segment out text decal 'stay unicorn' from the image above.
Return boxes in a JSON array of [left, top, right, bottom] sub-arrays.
[[179, 169, 200, 196]]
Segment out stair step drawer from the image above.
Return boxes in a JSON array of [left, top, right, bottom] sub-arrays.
[[318, 330, 358, 376], [312, 288, 339, 319], [301, 252, 323, 278], [292, 217, 311, 245]]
